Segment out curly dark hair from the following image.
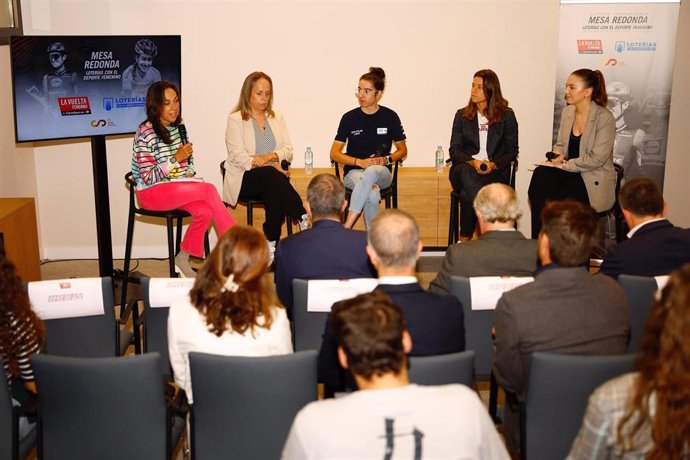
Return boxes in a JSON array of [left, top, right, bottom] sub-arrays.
[[617, 263, 690, 457], [189, 226, 280, 336], [0, 251, 45, 377], [331, 290, 406, 380]]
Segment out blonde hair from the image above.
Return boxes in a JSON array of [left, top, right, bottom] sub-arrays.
[[234, 71, 275, 121]]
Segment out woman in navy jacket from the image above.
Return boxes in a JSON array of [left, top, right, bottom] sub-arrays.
[[449, 69, 519, 241]]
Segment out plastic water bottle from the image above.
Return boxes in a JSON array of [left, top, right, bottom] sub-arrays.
[[435, 146, 445, 173], [304, 146, 313, 175]]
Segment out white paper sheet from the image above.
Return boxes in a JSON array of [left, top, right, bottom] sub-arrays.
[[148, 278, 195, 308], [29, 278, 105, 320], [469, 276, 534, 311], [307, 278, 378, 312], [655, 275, 670, 291]]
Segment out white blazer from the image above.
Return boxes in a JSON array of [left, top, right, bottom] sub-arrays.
[[222, 109, 294, 206]]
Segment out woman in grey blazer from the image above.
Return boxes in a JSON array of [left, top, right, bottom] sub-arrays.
[[528, 68, 615, 238], [223, 72, 307, 258]]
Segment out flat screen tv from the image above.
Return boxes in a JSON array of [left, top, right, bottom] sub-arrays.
[[10, 35, 181, 143]]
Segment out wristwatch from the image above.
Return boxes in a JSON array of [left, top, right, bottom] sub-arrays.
[[386, 155, 392, 166], [169, 156, 178, 165]]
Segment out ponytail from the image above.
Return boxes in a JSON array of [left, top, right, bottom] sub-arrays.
[[571, 68, 608, 107]]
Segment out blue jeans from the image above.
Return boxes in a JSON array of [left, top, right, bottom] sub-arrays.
[[344, 166, 392, 228]]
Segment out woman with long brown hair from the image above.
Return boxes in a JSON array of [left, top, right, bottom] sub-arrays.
[[167, 225, 292, 403], [132, 80, 235, 277], [448, 69, 518, 241], [568, 263, 690, 458], [528, 68, 615, 238], [0, 251, 45, 439]]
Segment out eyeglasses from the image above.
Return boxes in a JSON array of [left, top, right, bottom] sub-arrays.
[[356, 87, 376, 96]]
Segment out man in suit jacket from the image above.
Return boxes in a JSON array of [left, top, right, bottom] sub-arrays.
[[318, 209, 465, 396], [429, 183, 537, 295], [493, 200, 630, 455], [600, 177, 690, 278], [275, 174, 375, 317]]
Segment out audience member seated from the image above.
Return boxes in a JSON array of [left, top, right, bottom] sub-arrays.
[[0, 251, 44, 441], [429, 183, 538, 295], [283, 292, 509, 459], [274, 174, 375, 317], [568, 262, 690, 459], [168, 226, 292, 403], [493, 200, 630, 455], [319, 209, 465, 396], [599, 177, 690, 278]]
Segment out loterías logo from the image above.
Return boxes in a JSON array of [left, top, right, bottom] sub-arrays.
[[91, 119, 107, 127]]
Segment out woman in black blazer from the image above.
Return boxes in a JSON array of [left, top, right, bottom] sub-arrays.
[[449, 69, 519, 241]]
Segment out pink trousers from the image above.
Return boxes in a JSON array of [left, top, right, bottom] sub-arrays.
[[137, 182, 235, 257]]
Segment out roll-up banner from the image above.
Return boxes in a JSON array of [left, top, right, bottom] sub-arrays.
[[553, 0, 680, 189]]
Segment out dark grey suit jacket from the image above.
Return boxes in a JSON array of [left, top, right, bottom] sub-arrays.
[[429, 230, 538, 295], [493, 266, 630, 398]]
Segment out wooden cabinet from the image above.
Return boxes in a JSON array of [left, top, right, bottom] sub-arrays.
[[0, 198, 41, 281], [225, 167, 452, 247]]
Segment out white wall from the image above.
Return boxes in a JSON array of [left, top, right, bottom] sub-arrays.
[[0, 0, 687, 259]]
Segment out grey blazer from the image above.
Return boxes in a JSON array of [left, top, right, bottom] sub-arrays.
[[428, 230, 538, 295], [493, 267, 630, 397], [553, 103, 616, 212]]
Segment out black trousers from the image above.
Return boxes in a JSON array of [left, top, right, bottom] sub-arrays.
[[528, 166, 589, 238], [238, 167, 306, 241], [450, 163, 508, 238]]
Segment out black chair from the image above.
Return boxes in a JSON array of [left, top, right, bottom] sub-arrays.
[[599, 163, 626, 244], [121, 172, 210, 309], [32, 353, 181, 460], [449, 276, 509, 422], [219, 161, 293, 233], [520, 352, 636, 460], [292, 278, 377, 351], [189, 351, 317, 460], [448, 159, 517, 245], [618, 274, 658, 353], [408, 350, 475, 387], [28, 277, 131, 357], [332, 160, 401, 217], [1, 380, 36, 460], [141, 277, 195, 379]]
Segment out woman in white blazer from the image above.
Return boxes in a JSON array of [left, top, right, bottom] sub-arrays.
[[223, 72, 307, 257], [528, 68, 616, 238]]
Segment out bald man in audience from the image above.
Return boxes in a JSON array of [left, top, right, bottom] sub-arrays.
[[283, 291, 508, 460], [599, 176, 690, 278], [318, 209, 465, 396], [429, 183, 538, 295], [493, 200, 630, 455]]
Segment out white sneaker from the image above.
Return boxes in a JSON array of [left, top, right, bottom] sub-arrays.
[[298, 213, 311, 231], [267, 240, 277, 266]]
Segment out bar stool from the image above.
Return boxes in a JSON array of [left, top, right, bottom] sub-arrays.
[[219, 161, 293, 234], [448, 160, 518, 245], [120, 173, 209, 308]]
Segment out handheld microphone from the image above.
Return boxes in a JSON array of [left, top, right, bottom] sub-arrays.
[[281, 159, 291, 171], [480, 163, 488, 171], [178, 124, 188, 145], [545, 151, 558, 161]]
